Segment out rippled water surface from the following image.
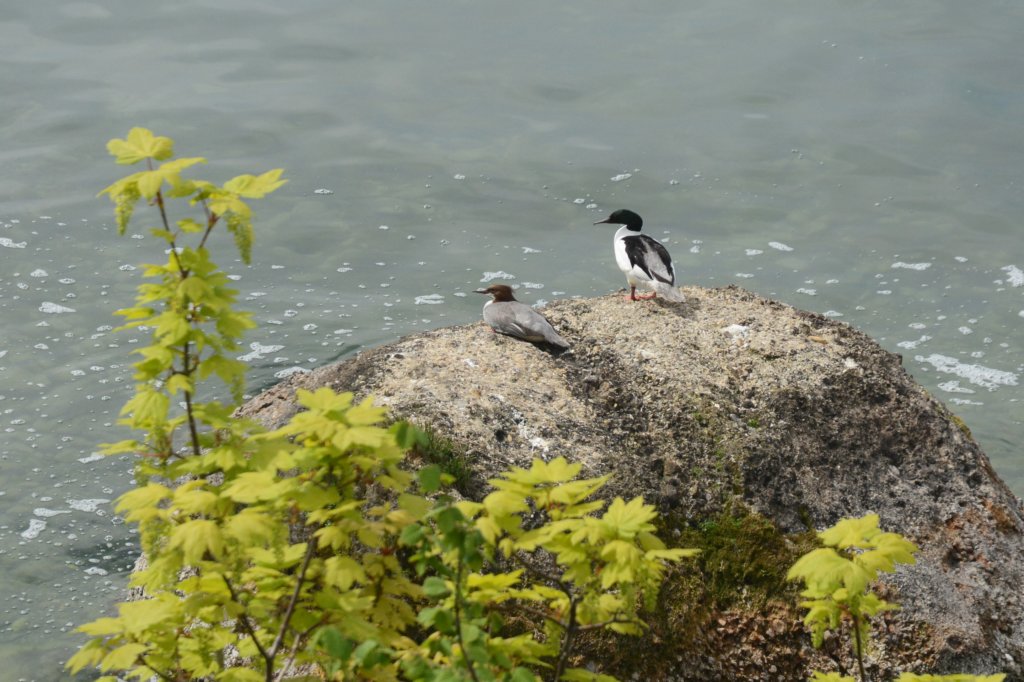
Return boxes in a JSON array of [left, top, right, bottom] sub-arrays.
[[2, 2, 1023, 679]]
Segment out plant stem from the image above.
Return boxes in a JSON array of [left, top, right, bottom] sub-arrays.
[[137, 655, 177, 682], [265, 538, 319, 682], [552, 593, 579, 682], [221, 575, 273, 666], [274, 617, 328, 682], [197, 199, 218, 250], [453, 545, 482, 682], [852, 613, 868, 682], [181, 341, 202, 458]]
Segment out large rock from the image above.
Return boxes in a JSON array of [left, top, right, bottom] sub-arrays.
[[239, 286, 1024, 681]]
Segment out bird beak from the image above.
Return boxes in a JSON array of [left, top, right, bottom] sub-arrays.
[[473, 289, 489, 295], [593, 216, 612, 225]]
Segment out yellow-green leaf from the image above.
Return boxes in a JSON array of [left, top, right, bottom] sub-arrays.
[[115, 483, 171, 516], [99, 642, 148, 671], [119, 596, 180, 635], [218, 666, 266, 682], [107, 127, 173, 165], [224, 509, 278, 545], [818, 513, 881, 549], [168, 519, 223, 563], [223, 471, 281, 503], [323, 556, 367, 591], [77, 616, 124, 637], [223, 168, 287, 198], [66, 640, 108, 674]]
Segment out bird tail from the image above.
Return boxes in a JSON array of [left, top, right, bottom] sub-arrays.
[[652, 281, 685, 302]]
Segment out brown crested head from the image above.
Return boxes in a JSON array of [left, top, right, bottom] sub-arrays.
[[473, 283, 518, 302]]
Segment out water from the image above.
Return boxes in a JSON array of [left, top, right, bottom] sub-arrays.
[[2, 1, 1023, 678]]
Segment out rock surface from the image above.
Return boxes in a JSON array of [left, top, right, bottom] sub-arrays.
[[239, 286, 1024, 681]]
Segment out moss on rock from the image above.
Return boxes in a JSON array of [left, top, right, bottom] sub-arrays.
[[239, 287, 1024, 680]]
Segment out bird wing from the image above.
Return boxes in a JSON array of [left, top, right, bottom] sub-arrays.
[[622, 234, 675, 284], [486, 302, 566, 345]]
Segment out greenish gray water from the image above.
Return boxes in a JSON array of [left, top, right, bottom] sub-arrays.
[[1, 2, 1022, 679]]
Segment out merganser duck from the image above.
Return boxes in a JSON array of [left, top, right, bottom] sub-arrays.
[[593, 209, 685, 302], [473, 284, 570, 350]]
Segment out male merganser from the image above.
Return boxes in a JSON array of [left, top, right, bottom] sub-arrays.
[[473, 284, 570, 350], [593, 209, 685, 302]]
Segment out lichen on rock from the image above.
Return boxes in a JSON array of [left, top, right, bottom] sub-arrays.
[[239, 286, 1024, 681]]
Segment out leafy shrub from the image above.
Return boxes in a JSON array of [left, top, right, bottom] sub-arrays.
[[67, 129, 694, 682], [790, 515, 1004, 682]]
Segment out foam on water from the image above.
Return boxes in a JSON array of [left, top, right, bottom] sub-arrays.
[[891, 262, 932, 270], [39, 302, 75, 314], [238, 343, 286, 362], [1001, 265, 1024, 287], [937, 380, 975, 394], [414, 294, 444, 305], [34, 508, 70, 518], [274, 366, 310, 379], [768, 241, 793, 252], [480, 271, 515, 282], [21, 519, 46, 539], [897, 335, 932, 350], [915, 354, 1019, 391], [67, 498, 110, 513]]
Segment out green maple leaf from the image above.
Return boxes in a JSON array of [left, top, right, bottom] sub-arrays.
[[107, 127, 174, 165], [222, 168, 287, 198]]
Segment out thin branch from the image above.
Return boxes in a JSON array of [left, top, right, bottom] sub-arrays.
[[453, 545, 482, 682], [552, 594, 580, 682], [137, 655, 177, 682], [152, 188, 188, 279], [511, 551, 569, 592], [267, 538, 319, 663], [575, 615, 640, 633], [221, 574, 273, 666], [181, 341, 202, 458], [852, 614, 868, 682], [274, 615, 329, 682], [197, 198, 219, 251], [495, 601, 567, 630]]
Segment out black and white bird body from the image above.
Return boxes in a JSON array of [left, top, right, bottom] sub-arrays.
[[594, 209, 685, 302], [474, 284, 569, 350]]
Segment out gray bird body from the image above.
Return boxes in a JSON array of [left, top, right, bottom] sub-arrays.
[[474, 284, 569, 349]]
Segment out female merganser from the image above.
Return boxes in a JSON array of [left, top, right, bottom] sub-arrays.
[[593, 209, 685, 302], [473, 284, 570, 350]]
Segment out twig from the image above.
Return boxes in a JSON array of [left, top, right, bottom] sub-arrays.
[[137, 654, 177, 682], [511, 551, 569, 591], [496, 601, 567, 630], [552, 594, 580, 681], [852, 614, 868, 682], [181, 341, 202, 458], [266, 539, 319, 670], [274, 616, 328, 682], [576, 616, 639, 632], [221, 575, 272, 666], [197, 198, 219, 251], [453, 546, 482, 682]]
